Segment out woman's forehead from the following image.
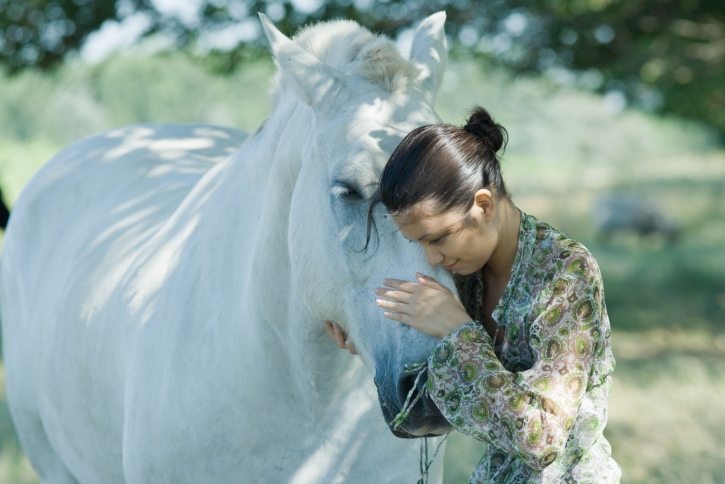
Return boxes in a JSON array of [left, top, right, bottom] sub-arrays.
[[393, 203, 467, 236]]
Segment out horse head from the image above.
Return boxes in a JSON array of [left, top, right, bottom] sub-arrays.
[[260, 13, 454, 438]]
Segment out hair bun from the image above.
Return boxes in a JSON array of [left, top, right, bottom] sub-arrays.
[[463, 106, 508, 154]]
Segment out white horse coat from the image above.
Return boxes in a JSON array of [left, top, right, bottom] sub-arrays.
[[1, 13, 455, 483]]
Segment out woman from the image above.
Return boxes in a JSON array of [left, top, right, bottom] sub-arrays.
[[325, 106, 621, 482]]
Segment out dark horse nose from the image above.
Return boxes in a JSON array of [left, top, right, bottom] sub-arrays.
[[393, 367, 450, 437]]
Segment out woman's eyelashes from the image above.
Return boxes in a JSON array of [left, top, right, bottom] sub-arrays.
[[405, 235, 446, 245], [425, 232, 450, 246]]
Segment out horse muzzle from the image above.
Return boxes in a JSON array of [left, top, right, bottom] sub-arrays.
[[375, 366, 452, 438]]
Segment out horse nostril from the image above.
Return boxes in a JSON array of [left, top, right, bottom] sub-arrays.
[[397, 370, 426, 407], [382, 366, 451, 436], [398, 373, 414, 403]]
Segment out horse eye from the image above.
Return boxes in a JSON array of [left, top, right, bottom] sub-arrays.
[[331, 181, 362, 201]]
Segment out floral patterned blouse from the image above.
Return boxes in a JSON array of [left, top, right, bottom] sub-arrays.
[[427, 212, 621, 483]]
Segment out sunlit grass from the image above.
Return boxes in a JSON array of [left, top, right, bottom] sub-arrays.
[[608, 330, 725, 483]]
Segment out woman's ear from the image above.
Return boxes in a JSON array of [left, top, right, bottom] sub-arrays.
[[473, 189, 494, 216]]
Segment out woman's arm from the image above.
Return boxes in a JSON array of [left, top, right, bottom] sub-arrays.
[[427, 265, 604, 471]]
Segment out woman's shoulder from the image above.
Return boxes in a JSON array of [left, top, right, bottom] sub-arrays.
[[525, 213, 601, 282]]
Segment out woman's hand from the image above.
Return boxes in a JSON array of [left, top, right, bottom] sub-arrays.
[[324, 320, 358, 355], [375, 272, 471, 338]]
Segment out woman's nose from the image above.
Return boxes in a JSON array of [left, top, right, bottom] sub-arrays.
[[422, 244, 443, 266]]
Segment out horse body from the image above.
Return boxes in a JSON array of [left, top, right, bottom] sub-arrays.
[[2, 14, 453, 483], [2, 124, 249, 482]]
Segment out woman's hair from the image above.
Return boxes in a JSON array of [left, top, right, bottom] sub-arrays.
[[364, 106, 508, 249], [380, 105, 508, 218]]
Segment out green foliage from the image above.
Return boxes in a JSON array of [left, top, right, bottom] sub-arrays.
[[1, 0, 723, 135], [0, 50, 273, 144], [0, 0, 121, 70]]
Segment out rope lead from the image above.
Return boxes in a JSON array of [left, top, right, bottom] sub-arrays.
[[390, 364, 450, 484]]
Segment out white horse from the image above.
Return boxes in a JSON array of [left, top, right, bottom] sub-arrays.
[[1, 12, 456, 483]]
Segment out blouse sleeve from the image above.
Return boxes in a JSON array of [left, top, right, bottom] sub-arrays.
[[426, 259, 603, 471]]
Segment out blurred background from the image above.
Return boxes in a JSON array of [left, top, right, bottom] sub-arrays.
[[0, 1, 723, 482]]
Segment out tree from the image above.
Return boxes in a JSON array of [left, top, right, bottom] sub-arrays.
[[1, 0, 722, 136], [0, 0, 121, 70]]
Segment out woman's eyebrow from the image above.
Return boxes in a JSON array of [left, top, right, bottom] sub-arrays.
[[417, 220, 466, 242]]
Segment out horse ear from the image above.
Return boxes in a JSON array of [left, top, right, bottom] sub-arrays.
[[409, 11, 448, 105], [259, 13, 345, 110]]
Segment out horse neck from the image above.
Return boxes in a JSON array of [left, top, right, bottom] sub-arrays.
[[202, 98, 366, 409]]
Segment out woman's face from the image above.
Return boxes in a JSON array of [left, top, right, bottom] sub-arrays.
[[392, 197, 499, 276]]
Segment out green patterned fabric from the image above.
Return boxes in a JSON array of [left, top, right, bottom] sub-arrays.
[[427, 213, 621, 483]]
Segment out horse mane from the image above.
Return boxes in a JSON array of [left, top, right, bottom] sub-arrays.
[[289, 19, 420, 94]]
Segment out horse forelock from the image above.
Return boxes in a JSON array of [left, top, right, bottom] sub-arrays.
[[289, 19, 420, 95]]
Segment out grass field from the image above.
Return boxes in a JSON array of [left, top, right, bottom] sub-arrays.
[[0, 52, 723, 483]]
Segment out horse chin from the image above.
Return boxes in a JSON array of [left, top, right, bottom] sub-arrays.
[[389, 422, 451, 439]]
